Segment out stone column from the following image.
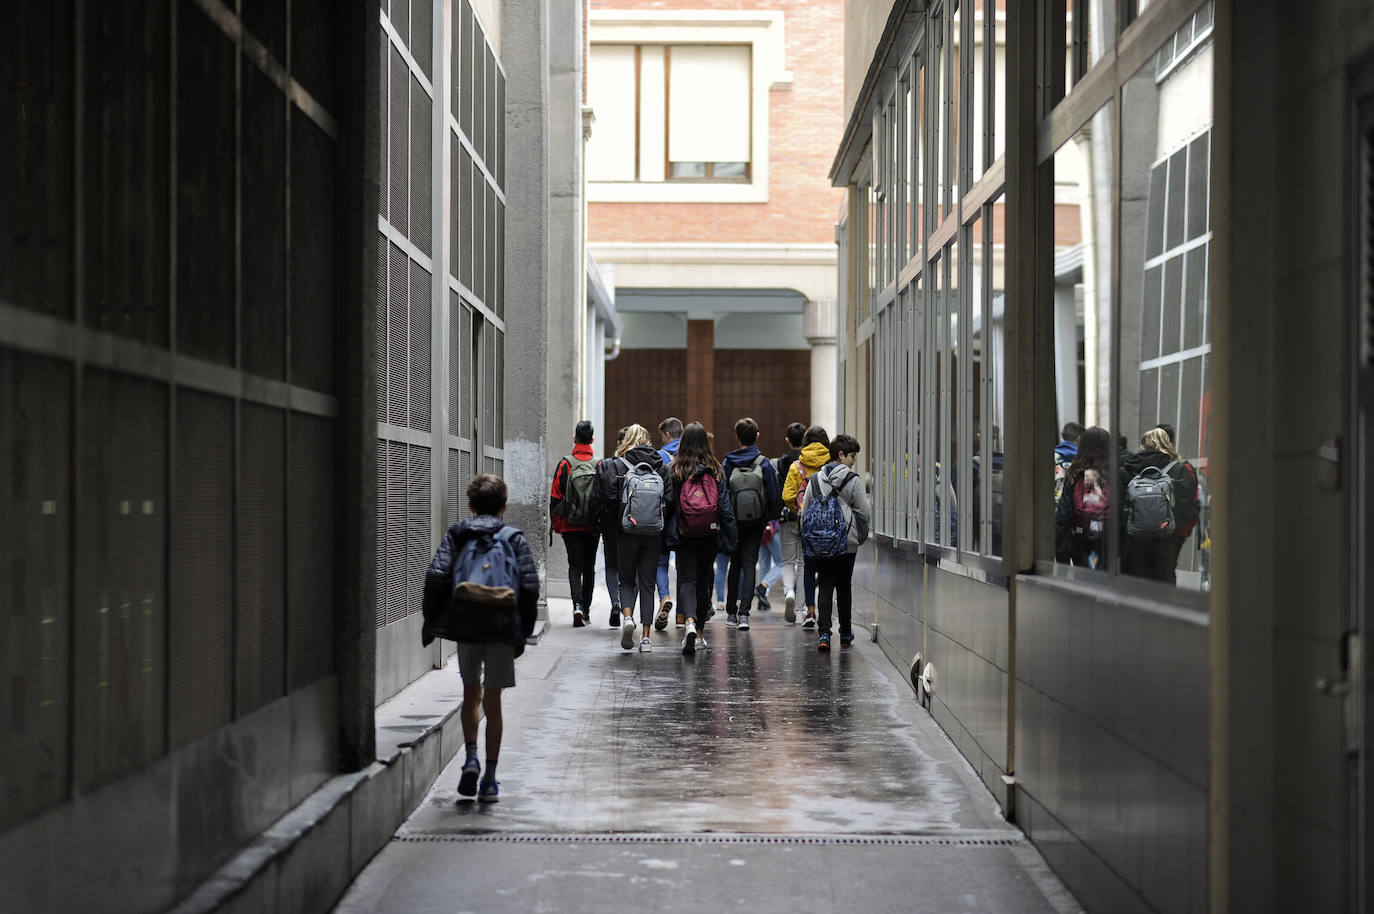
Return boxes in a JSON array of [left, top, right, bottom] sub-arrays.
[[502, 0, 552, 627], [686, 319, 716, 434], [804, 298, 838, 432]]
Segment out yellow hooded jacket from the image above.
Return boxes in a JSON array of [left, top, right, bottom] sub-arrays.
[[781, 442, 833, 514]]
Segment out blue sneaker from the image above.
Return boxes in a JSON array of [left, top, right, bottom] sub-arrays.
[[817, 632, 831, 652], [840, 630, 855, 647], [457, 758, 480, 797], [478, 779, 500, 803]]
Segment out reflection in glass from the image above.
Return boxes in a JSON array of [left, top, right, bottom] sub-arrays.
[[1051, 105, 1114, 573], [1120, 12, 1212, 589]]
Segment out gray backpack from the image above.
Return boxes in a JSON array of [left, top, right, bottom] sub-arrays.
[[1125, 461, 1178, 539], [619, 459, 666, 535], [728, 455, 767, 524]]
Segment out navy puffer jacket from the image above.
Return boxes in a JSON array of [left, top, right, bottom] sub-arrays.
[[421, 514, 540, 651]]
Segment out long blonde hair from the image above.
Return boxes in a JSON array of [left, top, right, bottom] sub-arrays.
[[1141, 427, 1182, 461], [616, 423, 651, 457]]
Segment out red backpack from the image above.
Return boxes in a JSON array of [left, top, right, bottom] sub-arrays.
[[678, 473, 721, 537], [1071, 472, 1111, 543]]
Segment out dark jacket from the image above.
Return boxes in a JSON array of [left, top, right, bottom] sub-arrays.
[[1120, 448, 1200, 535], [592, 444, 668, 532], [420, 514, 540, 651], [722, 444, 782, 525], [664, 463, 738, 555], [549, 442, 597, 534]]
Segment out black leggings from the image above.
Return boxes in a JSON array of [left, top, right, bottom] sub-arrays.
[[727, 524, 764, 614], [617, 533, 660, 625], [561, 531, 599, 610], [675, 537, 717, 623], [815, 552, 857, 636]]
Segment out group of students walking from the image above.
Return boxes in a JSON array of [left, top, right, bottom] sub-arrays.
[[1053, 421, 1201, 583], [549, 417, 872, 655]]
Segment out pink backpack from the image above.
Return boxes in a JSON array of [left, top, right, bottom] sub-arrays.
[[678, 473, 721, 537]]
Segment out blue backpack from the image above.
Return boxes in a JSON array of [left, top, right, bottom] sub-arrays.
[[801, 468, 855, 558], [450, 526, 521, 620]]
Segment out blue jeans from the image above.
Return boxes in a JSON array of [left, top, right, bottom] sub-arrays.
[[757, 533, 782, 589], [657, 552, 671, 602], [714, 553, 729, 603]]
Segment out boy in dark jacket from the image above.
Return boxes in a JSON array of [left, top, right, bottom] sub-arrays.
[[421, 474, 539, 803], [549, 419, 600, 628], [722, 417, 782, 630]]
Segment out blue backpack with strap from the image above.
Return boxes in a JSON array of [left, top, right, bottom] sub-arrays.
[[801, 468, 855, 558], [450, 526, 521, 623]]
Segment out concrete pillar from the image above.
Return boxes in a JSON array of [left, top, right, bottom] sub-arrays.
[[502, 0, 553, 623], [804, 298, 838, 432], [686, 319, 715, 434]]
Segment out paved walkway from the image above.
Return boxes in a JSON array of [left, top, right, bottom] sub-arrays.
[[335, 585, 1082, 913]]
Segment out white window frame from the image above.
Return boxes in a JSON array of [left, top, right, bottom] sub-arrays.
[[587, 10, 792, 204]]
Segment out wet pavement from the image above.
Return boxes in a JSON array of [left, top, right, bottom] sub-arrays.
[[335, 579, 1082, 913]]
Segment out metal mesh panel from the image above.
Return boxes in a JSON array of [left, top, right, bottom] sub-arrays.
[[388, 46, 409, 237], [459, 302, 474, 439], [170, 389, 234, 749], [459, 147, 474, 289], [491, 458, 503, 478], [1, 0, 75, 321], [473, 27, 486, 169], [446, 449, 461, 527], [384, 441, 409, 624], [406, 446, 431, 620], [459, 450, 473, 497], [496, 71, 505, 189], [472, 162, 485, 303], [242, 0, 287, 64], [82, 0, 169, 345], [379, 25, 390, 222], [494, 330, 503, 443], [290, 109, 337, 394], [242, 59, 288, 380], [409, 259, 432, 431], [448, 291, 461, 437], [176, 10, 235, 365], [390, 0, 409, 52], [482, 45, 495, 168], [459, 2, 474, 142], [288, 412, 336, 688], [387, 242, 409, 426], [290, 0, 337, 111], [377, 233, 389, 423], [449, 136, 460, 280], [450, 0, 462, 123], [237, 403, 286, 716], [483, 320, 496, 444], [495, 200, 504, 319], [411, 0, 433, 80], [410, 74, 433, 253], [0, 350, 72, 829], [75, 370, 167, 791], [375, 439, 389, 628], [484, 181, 495, 307]]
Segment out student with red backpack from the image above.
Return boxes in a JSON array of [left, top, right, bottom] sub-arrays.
[[1054, 425, 1113, 570], [663, 422, 738, 654], [549, 420, 599, 627], [722, 417, 782, 630]]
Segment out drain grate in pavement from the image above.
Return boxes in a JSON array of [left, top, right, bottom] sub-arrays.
[[393, 832, 1025, 847]]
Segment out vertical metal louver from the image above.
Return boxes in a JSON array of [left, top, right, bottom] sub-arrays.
[[406, 446, 432, 619], [387, 242, 409, 426], [447, 449, 462, 527], [1363, 122, 1374, 369], [410, 73, 433, 252], [385, 441, 409, 624], [170, 390, 234, 749], [287, 412, 336, 688], [449, 292, 462, 437], [409, 259, 432, 431], [375, 438, 389, 628], [377, 233, 390, 423], [411, 0, 433, 79], [237, 403, 286, 716], [389, 45, 410, 237]]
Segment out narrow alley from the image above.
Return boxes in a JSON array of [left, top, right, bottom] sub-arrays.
[[335, 587, 1080, 913]]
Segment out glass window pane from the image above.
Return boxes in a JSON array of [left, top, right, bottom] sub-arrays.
[[1052, 106, 1114, 572], [949, 239, 963, 551], [987, 196, 1006, 556], [1120, 25, 1212, 590]]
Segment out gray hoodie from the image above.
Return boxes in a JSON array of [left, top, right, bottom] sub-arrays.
[[799, 461, 872, 554]]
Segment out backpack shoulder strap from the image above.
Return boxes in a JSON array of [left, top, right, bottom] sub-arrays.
[[1162, 460, 1179, 476], [751, 455, 765, 470]]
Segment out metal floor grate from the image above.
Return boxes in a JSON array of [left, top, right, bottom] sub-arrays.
[[393, 832, 1026, 847]]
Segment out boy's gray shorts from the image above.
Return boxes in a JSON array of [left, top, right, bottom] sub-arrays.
[[455, 641, 516, 690]]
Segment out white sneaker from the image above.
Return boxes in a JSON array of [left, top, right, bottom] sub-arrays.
[[620, 617, 637, 650], [697, 632, 709, 650], [639, 636, 653, 652], [681, 620, 698, 655], [784, 593, 796, 624], [802, 607, 817, 629], [737, 615, 750, 631]]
